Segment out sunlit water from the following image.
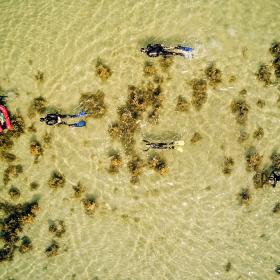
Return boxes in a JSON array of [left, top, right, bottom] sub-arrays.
[[0, 0, 280, 279]]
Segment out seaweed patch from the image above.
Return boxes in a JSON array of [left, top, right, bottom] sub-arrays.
[[148, 153, 168, 175], [256, 64, 272, 86], [245, 147, 262, 172], [72, 182, 86, 198], [82, 196, 97, 216], [79, 90, 107, 118], [190, 132, 202, 144], [238, 188, 250, 205], [95, 59, 112, 81], [231, 98, 249, 125], [204, 63, 222, 87], [108, 153, 122, 173], [127, 155, 145, 184], [48, 170, 65, 189], [48, 220, 66, 238], [222, 157, 234, 175], [175, 95, 190, 112], [45, 240, 59, 257], [28, 96, 47, 118], [0, 200, 39, 262], [191, 79, 208, 111], [253, 127, 264, 140], [30, 138, 44, 163], [3, 164, 23, 185], [8, 186, 20, 200]]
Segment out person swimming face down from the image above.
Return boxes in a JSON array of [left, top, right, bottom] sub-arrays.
[[40, 114, 64, 126]]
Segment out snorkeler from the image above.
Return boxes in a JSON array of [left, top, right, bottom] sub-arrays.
[[143, 139, 184, 152], [40, 111, 87, 127], [140, 44, 194, 59], [268, 170, 280, 188]]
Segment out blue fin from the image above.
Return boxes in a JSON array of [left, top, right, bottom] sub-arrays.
[[69, 120, 86, 127]]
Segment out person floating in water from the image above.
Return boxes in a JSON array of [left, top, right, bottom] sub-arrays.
[[143, 139, 184, 152], [140, 44, 194, 59], [268, 170, 280, 188], [40, 111, 87, 127], [0, 96, 12, 133]]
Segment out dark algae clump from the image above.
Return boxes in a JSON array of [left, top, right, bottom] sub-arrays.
[[190, 132, 202, 144], [253, 170, 268, 188], [72, 182, 86, 198], [245, 147, 262, 172], [3, 164, 23, 185], [79, 90, 107, 118], [175, 95, 190, 112], [256, 99, 265, 108], [271, 152, 280, 171], [127, 155, 145, 184], [231, 98, 249, 125], [253, 127, 264, 140], [222, 157, 234, 175], [205, 63, 222, 86], [95, 59, 112, 81], [49, 220, 66, 238], [48, 170, 65, 189], [28, 96, 47, 118], [272, 202, 280, 213], [148, 154, 168, 175], [34, 70, 44, 82], [19, 236, 32, 254], [269, 42, 280, 57], [45, 240, 59, 257], [8, 187, 21, 200], [225, 261, 231, 272], [0, 200, 39, 262], [82, 196, 97, 216], [0, 151, 16, 162], [238, 188, 250, 205], [109, 153, 122, 173], [30, 139, 44, 162], [256, 64, 272, 86], [191, 79, 208, 111], [143, 61, 158, 76], [30, 181, 39, 190]]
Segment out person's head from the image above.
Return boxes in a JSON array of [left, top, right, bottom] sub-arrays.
[[140, 47, 146, 53], [40, 117, 45, 122]]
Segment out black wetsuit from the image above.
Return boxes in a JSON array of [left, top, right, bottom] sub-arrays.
[[141, 44, 173, 57], [143, 140, 174, 151], [40, 114, 66, 126]]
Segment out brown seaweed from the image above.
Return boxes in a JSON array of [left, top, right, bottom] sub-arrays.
[[205, 63, 222, 86], [95, 59, 112, 81], [222, 157, 234, 175], [79, 90, 107, 118], [148, 154, 168, 175], [48, 171, 65, 189], [191, 79, 207, 111], [175, 95, 190, 112], [45, 240, 59, 257], [231, 98, 249, 125], [49, 220, 66, 238]]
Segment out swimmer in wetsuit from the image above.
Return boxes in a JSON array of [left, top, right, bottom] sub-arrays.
[[40, 112, 87, 127], [143, 139, 184, 152], [141, 44, 194, 59]]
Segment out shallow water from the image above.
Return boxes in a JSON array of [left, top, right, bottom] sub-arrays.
[[0, 0, 280, 279]]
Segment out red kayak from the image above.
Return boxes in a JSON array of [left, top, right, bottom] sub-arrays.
[[0, 105, 12, 132]]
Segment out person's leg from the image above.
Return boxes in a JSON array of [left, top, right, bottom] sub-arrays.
[[67, 112, 88, 118], [67, 120, 86, 127]]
